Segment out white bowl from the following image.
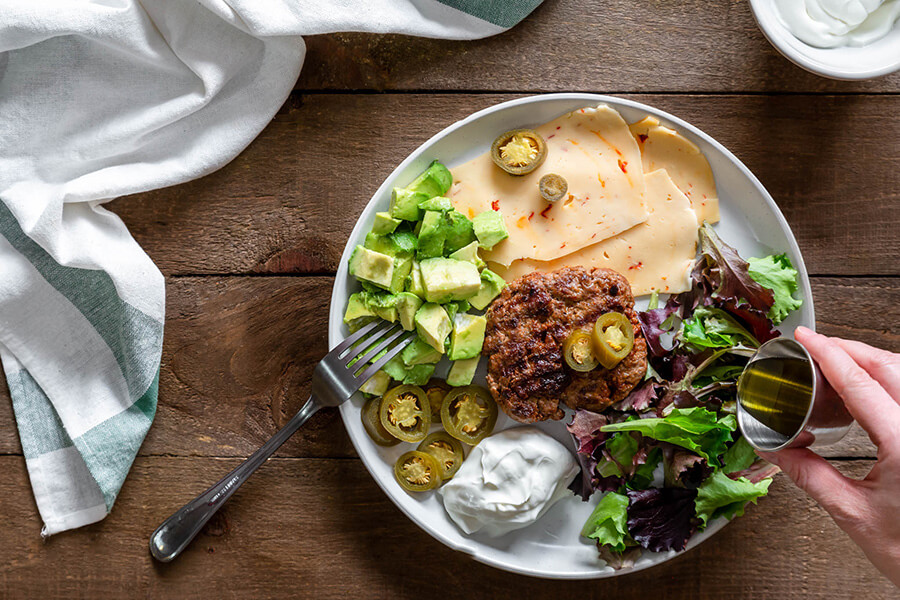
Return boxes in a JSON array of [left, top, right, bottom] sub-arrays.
[[328, 94, 815, 579], [749, 0, 900, 79]]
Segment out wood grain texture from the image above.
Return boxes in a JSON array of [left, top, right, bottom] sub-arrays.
[[295, 0, 900, 93], [109, 93, 900, 277], [0, 457, 892, 599], [0, 276, 892, 459]]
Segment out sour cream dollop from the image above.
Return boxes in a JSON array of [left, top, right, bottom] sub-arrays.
[[775, 0, 900, 48], [439, 427, 579, 537]]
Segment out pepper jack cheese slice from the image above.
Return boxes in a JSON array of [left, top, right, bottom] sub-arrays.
[[493, 170, 699, 295], [629, 117, 719, 225], [449, 105, 648, 267]]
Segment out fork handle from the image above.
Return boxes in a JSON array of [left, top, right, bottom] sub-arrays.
[[149, 396, 320, 562]]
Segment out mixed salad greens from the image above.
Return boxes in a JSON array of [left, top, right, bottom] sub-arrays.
[[571, 223, 802, 567]]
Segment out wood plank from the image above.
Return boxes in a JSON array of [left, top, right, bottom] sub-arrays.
[[0, 457, 892, 599], [109, 93, 900, 277], [0, 276, 893, 458], [295, 0, 900, 93]]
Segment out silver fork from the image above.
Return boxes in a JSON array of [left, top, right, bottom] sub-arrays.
[[149, 320, 415, 562]]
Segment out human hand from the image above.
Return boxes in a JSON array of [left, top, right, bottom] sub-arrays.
[[757, 326, 900, 587]]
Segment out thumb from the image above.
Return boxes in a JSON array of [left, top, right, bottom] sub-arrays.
[[757, 448, 861, 523]]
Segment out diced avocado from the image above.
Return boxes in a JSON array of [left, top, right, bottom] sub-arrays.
[[406, 160, 452, 200], [449, 241, 485, 269], [416, 210, 445, 259], [418, 196, 453, 212], [349, 245, 394, 289], [382, 354, 409, 382], [365, 292, 399, 323], [414, 302, 452, 353], [407, 261, 426, 299], [346, 316, 376, 334], [372, 212, 401, 235], [473, 210, 509, 250], [455, 300, 471, 313], [447, 357, 480, 387], [391, 230, 418, 254], [449, 313, 487, 360], [389, 254, 413, 294], [402, 363, 436, 386], [444, 302, 459, 323], [419, 257, 481, 303], [390, 187, 425, 221], [359, 280, 380, 293], [359, 370, 391, 396], [396, 292, 423, 331], [344, 292, 376, 324], [469, 268, 507, 310], [401, 337, 443, 366], [443, 210, 476, 255], [364, 232, 400, 257]]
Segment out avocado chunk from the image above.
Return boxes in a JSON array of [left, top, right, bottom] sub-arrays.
[[442, 210, 476, 254], [414, 302, 452, 353], [449, 313, 487, 360], [349, 245, 394, 290], [382, 354, 409, 382], [443, 302, 459, 323], [359, 370, 391, 396], [419, 257, 481, 303], [365, 292, 399, 323], [418, 196, 453, 212], [473, 210, 509, 250], [390, 187, 425, 221], [396, 292, 423, 331], [401, 337, 443, 366], [416, 210, 445, 259], [344, 292, 376, 324], [469, 268, 507, 310], [448, 241, 485, 269], [407, 261, 426, 299], [389, 254, 413, 294], [364, 231, 399, 256], [447, 356, 480, 387], [402, 363, 436, 386], [372, 212, 401, 235], [406, 160, 452, 200], [391, 230, 418, 254]]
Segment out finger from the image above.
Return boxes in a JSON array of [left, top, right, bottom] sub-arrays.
[[757, 448, 861, 524], [795, 327, 900, 446], [832, 338, 900, 401]]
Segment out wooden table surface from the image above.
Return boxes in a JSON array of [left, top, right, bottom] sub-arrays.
[[1, 1, 898, 598]]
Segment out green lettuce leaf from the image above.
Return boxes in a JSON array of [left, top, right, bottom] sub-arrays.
[[747, 254, 802, 324], [581, 491, 629, 552], [601, 407, 736, 465], [680, 306, 760, 350], [694, 470, 772, 527], [722, 436, 757, 473]]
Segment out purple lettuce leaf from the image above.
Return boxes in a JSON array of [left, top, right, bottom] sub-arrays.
[[567, 410, 609, 455], [720, 298, 781, 344], [613, 380, 663, 412], [626, 487, 698, 552], [638, 306, 677, 358], [663, 445, 713, 489], [598, 545, 642, 570], [728, 460, 781, 484], [698, 223, 775, 313]]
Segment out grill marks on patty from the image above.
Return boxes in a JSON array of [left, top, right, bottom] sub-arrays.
[[484, 267, 647, 423]]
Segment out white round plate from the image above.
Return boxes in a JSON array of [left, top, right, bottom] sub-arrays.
[[749, 0, 900, 80], [328, 94, 814, 579]]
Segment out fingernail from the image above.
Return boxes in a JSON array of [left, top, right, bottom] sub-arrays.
[[795, 326, 814, 338]]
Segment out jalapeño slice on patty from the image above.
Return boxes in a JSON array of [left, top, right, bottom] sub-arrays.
[[563, 329, 600, 372], [379, 384, 431, 442], [592, 311, 635, 370]]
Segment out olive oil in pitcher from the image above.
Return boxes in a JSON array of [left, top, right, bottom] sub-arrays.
[[737, 356, 813, 438]]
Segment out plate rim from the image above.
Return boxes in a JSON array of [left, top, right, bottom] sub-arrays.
[[327, 92, 815, 579]]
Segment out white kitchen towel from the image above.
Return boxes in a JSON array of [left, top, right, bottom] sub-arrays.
[[0, 0, 542, 536]]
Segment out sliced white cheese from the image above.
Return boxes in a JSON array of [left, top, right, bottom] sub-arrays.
[[493, 169, 699, 296], [449, 105, 648, 267], [629, 116, 719, 225]]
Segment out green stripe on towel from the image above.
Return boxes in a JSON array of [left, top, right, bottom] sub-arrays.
[[436, 0, 542, 28]]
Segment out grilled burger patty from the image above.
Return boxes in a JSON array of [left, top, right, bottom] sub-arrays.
[[483, 266, 647, 423]]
